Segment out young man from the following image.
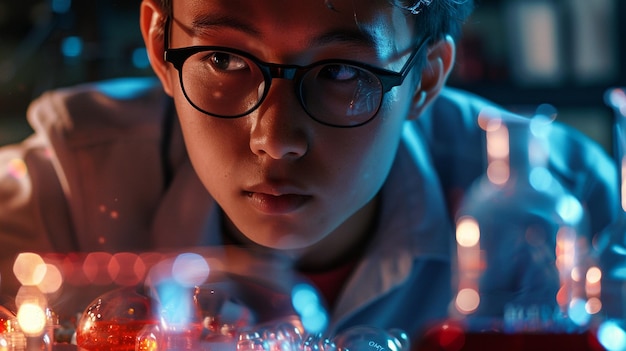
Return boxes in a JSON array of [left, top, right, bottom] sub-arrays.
[[0, 0, 618, 343]]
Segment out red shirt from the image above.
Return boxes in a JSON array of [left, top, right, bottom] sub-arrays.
[[300, 259, 358, 310]]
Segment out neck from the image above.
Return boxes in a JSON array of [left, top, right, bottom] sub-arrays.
[[222, 195, 380, 272], [295, 195, 379, 271]]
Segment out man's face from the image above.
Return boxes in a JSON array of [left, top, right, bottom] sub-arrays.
[[161, 0, 420, 250]]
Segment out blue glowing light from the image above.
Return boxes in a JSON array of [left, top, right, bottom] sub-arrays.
[[292, 284, 319, 309], [556, 194, 584, 226], [302, 311, 328, 335], [529, 167, 552, 192], [51, 0, 71, 13], [155, 281, 195, 326], [132, 47, 150, 69], [567, 298, 590, 326], [612, 266, 626, 280], [61, 36, 83, 58], [291, 284, 328, 334], [598, 320, 626, 351], [530, 104, 557, 137], [613, 244, 626, 256], [95, 77, 158, 100]]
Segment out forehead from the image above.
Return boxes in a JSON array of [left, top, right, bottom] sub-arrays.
[[172, 0, 416, 58]]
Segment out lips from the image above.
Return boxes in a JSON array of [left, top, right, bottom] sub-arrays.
[[244, 191, 311, 214]]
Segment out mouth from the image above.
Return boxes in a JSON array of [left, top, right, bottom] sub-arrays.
[[244, 191, 311, 215]]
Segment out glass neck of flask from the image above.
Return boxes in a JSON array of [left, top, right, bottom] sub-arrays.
[[607, 88, 626, 213], [615, 112, 626, 213], [486, 119, 548, 188]]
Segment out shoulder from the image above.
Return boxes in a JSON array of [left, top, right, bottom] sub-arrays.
[[413, 88, 502, 193], [0, 77, 180, 250], [27, 77, 168, 146]]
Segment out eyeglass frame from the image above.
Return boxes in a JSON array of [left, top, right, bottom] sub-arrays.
[[162, 16, 431, 128]]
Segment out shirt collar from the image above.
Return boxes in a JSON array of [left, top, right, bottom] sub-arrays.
[[373, 121, 454, 261]]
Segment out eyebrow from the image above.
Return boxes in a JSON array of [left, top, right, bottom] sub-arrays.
[[190, 13, 377, 49], [311, 30, 377, 49], [191, 14, 261, 36]]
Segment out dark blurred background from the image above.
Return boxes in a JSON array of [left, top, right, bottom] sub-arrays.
[[0, 0, 150, 144], [0, 0, 625, 151]]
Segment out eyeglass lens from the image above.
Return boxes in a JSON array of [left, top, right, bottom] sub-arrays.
[[179, 50, 384, 127]]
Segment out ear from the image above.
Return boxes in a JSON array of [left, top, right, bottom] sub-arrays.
[[140, 0, 174, 96], [408, 35, 456, 119]]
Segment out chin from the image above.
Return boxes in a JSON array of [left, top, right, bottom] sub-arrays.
[[250, 232, 322, 251]]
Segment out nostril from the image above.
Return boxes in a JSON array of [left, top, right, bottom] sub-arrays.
[[250, 131, 309, 160]]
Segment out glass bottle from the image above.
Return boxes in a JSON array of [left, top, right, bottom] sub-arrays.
[[595, 87, 626, 351], [75, 286, 157, 351], [451, 106, 594, 333]]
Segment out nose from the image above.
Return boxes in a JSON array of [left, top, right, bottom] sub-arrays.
[[249, 80, 309, 160]]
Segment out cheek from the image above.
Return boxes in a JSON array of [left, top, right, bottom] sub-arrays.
[[175, 98, 246, 183], [357, 92, 411, 180], [339, 106, 407, 199]]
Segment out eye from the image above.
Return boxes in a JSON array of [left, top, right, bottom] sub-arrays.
[[208, 52, 248, 71], [318, 64, 361, 81]]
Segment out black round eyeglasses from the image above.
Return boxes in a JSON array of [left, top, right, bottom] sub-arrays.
[[163, 17, 430, 128]]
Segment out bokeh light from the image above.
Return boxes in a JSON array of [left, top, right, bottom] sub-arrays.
[[485, 122, 509, 159], [585, 297, 602, 315], [16, 303, 46, 336], [172, 253, 210, 287], [456, 217, 480, 248], [586, 266, 602, 284], [132, 47, 150, 69], [486, 160, 510, 186], [83, 252, 114, 285], [598, 320, 626, 351], [13, 253, 46, 286], [437, 323, 465, 350], [37, 264, 63, 294], [455, 288, 480, 314], [108, 252, 146, 286], [556, 194, 585, 226], [291, 284, 327, 334], [607, 88, 626, 118], [61, 253, 90, 286], [51, 0, 71, 13], [484, 119, 510, 186], [135, 325, 160, 351], [571, 267, 581, 282], [7, 158, 27, 179], [61, 36, 83, 58], [529, 167, 553, 191], [568, 298, 590, 326], [477, 107, 502, 131]]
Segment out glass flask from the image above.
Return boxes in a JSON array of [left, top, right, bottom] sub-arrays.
[[449, 107, 596, 334], [150, 280, 204, 351], [0, 304, 17, 334], [0, 304, 27, 350], [76, 286, 157, 351], [332, 326, 410, 351], [135, 260, 312, 351], [595, 87, 626, 351], [191, 270, 308, 350], [14, 286, 55, 351]]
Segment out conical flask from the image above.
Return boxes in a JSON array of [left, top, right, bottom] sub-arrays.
[[598, 87, 626, 317], [595, 87, 626, 351], [452, 106, 595, 333]]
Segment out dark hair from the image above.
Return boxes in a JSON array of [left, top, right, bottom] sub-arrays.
[[156, 0, 473, 43], [404, 0, 474, 42]]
